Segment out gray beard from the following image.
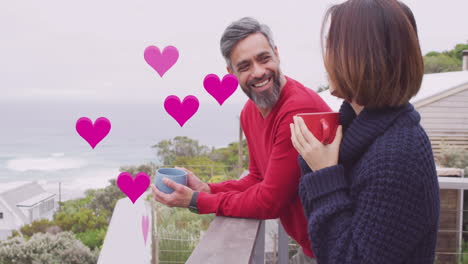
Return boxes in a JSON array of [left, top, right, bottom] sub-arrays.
[[245, 74, 281, 109]]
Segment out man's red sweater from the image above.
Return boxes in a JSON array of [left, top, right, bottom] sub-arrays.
[[197, 76, 331, 257]]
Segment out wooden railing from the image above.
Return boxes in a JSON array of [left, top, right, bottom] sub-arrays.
[[186, 217, 289, 264]]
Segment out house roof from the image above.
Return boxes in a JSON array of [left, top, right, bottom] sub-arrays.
[[16, 193, 55, 208], [0, 181, 31, 194], [319, 71, 468, 111], [0, 182, 49, 226], [413, 71, 468, 107]]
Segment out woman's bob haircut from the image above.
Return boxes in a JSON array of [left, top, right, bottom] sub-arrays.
[[322, 0, 424, 109]]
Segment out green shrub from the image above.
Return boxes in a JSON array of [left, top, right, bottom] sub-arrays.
[[437, 144, 468, 176], [54, 208, 108, 234], [17, 219, 58, 239], [0, 232, 99, 264], [88, 180, 125, 216], [75, 228, 107, 250]]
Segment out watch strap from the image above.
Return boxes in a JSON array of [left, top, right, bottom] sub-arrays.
[[188, 191, 200, 214]]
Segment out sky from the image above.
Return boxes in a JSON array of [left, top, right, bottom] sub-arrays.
[[1, 0, 467, 105]]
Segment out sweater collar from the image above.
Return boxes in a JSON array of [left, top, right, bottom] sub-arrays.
[[338, 101, 419, 166]]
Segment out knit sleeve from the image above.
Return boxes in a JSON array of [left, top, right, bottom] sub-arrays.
[[299, 167, 428, 264], [298, 155, 313, 176]]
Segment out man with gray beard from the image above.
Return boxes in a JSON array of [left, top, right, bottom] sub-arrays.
[[152, 17, 331, 263]]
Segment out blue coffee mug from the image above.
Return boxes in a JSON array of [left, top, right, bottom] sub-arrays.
[[155, 168, 188, 194]]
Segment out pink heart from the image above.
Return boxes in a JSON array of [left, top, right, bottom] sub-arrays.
[[141, 215, 149, 245], [203, 74, 238, 105], [144, 45, 179, 77], [117, 172, 150, 204], [164, 95, 199, 127], [75, 117, 111, 149]]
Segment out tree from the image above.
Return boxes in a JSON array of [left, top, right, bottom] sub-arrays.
[[119, 163, 157, 180], [152, 136, 210, 165], [58, 193, 94, 215], [207, 140, 248, 168], [54, 208, 108, 234], [152, 136, 249, 181], [424, 55, 461, 73], [206, 140, 249, 180], [172, 156, 226, 182], [75, 228, 107, 250], [447, 43, 468, 60], [424, 42, 468, 73], [88, 179, 126, 217], [152, 139, 176, 165]]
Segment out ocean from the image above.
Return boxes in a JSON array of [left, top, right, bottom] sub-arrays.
[[0, 100, 244, 200]]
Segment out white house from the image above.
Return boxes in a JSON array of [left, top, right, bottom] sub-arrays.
[[0, 181, 56, 240]]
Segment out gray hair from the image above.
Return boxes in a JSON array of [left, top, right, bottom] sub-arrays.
[[220, 17, 276, 67]]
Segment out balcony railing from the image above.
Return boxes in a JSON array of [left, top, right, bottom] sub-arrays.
[[187, 168, 468, 264], [437, 168, 466, 264], [98, 167, 467, 264]]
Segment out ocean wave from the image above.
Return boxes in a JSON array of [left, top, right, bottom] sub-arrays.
[[46, 168, 119, 200], [69, 168, 120, 191], [6, 157, 87, 172], [0, 168, 120, 201]]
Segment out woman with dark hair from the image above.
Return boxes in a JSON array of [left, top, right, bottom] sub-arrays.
[[290, 0, 440, 263]]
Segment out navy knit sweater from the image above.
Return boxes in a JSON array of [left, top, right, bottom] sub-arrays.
[[298, 102, 440, 264]]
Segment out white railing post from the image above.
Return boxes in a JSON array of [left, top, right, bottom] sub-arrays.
[[98, 198, 152, 264], [438, 171, 466, 263], [458, 188, 464, 263]]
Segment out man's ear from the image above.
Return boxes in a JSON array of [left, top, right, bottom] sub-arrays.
[[274, 46, 280, 63], [227, 66, 233, 74]]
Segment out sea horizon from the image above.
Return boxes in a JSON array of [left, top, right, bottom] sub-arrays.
[[0, 99, 245, 200]]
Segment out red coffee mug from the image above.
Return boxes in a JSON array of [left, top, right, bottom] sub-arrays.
[[296, 112, 340, 145]]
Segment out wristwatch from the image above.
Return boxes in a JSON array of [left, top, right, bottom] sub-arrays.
[[188, 191, 200, 214]]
